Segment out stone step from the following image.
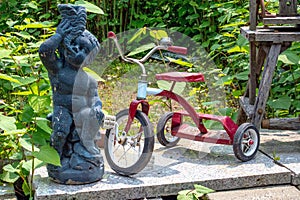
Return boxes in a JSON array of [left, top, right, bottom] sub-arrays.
[[34, 130, 300, 199], [207, 185, 300, 200]]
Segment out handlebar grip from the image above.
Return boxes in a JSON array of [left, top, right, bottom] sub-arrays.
[[108, 31, 117, 39], [167, 46, 188, 55]]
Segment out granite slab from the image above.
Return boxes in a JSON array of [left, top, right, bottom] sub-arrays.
[[259, 129, 300, 186], [207, 185, 300, 200], [0, 183, 16, 200], [34, 134, 293, 200]]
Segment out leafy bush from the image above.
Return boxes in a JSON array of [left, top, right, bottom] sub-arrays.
[[0, 0, 63, 198]]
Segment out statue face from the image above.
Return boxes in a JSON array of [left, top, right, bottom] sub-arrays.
[[64, 35, 94, 68]]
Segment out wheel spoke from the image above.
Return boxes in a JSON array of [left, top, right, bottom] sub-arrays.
[[117, 145, 130, 164], [113, 143, 121, 153]]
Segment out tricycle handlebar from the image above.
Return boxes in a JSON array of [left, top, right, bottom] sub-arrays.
[[107, 31, 188, 75]]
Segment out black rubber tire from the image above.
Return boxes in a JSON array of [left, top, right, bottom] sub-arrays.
[[233, 123, 260, 162], [104, 109, 154, 176], [156, 112, 180, 147]]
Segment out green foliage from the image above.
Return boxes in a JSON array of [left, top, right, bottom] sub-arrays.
[[177, 184, 215, 200], [0, 0, 62, 198]]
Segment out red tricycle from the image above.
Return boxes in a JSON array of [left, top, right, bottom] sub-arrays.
[[104, 31, 260, 176]]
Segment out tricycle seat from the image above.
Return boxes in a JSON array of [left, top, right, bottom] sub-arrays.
[[155, 72, 205, 82]]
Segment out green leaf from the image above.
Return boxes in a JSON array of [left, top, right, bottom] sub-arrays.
[[149, 30, 168, 40], [75, 0, 104, 14], [216, 75, 233, 85], [22, 158, 44, 172], [0, 114, 16, 131], [165, 57, 193, 68], [235, 70, 249, 80], [11, 91, 33, 96], [22, 181, 31, 196], [268, 96, 292, 110], [127, 43, 156, 56], [27, 2, 38, 9], [3, 164, 19, 173], [11, 75, 37, 88], [194, 184, 215, 194], [157, 80, 186, 94], [32, 130, 48, 146], [178, 189, 199, 200], [279, 51, 300, 65], [13, 31, 32, 40], [128, 27, 147, 44], [0, 49, 12, 59], [0, 171, 19, 183], [202, 101, 221, 106], [1, 129, 27, 136], [21, 105, 34, 123], [199, 20, 210, 28], [83, 67, 105, 82], [32, 145, 61, 166], [220, 21, 247, 28], [223, 33, 235, 38], [19, 138, 39, 152], [278, 55, 295, 65], [29, 95, 51, 113], [36, 119, 52, 134], [0, 73, 21, 83], [14, 23, 53, 30], [227, 46, 247, 53], [236, 35, 248, 47]]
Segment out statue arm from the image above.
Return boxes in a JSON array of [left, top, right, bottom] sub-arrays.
[[39, 33, 63, 73], [39, 20, 71, 73]]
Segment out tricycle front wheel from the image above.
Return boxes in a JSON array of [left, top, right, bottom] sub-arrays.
[[233, 123, 260, 162], [104, 109, 154, 176]]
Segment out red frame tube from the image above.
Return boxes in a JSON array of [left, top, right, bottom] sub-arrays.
[[124, 100, 150, 133], [156, 90, 208, 133]]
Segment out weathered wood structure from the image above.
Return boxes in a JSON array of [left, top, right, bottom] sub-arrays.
[[237, 0, 300, 130]]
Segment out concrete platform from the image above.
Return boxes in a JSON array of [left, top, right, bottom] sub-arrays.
[[33, 130, 300, 200]]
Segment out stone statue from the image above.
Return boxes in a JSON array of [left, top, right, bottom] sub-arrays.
[[39, 4, 110, 184]]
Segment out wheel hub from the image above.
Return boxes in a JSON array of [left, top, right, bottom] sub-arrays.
[[248, 139, 254, 145]]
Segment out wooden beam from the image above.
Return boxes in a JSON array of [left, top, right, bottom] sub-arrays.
[[252, 43, 281, 129], [240, 26, 300, 42], [239, 97, 254, 118], [263, 16, 300, 24], [261, 117, 300, 130]]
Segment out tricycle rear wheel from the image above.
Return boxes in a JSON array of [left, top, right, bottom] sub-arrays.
[[157, 112, 180, 147], [233, 123, 260, 162]]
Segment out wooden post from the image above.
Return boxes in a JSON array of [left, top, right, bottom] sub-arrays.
[[279, 0, 298, 16], [252, 43, 281, 129], [249, 42, 257, 105], [250, 0, 257, 30], [236, 44, 268, 125]]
